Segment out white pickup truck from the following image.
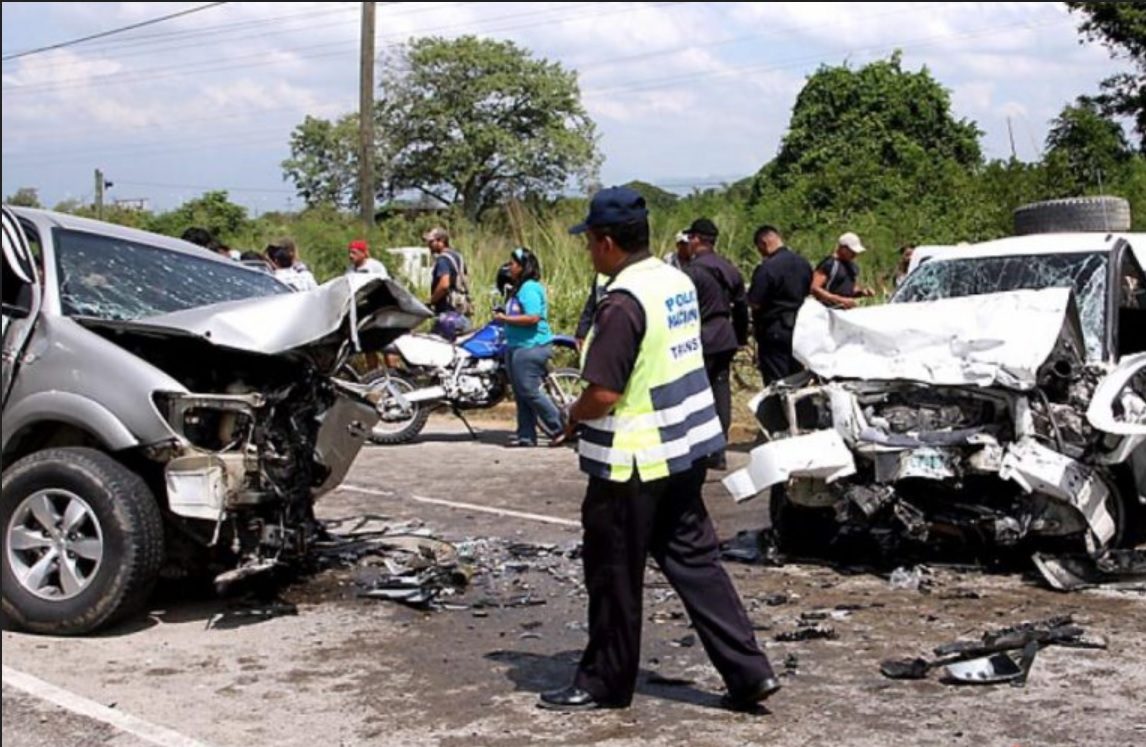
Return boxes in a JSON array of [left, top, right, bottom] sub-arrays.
[[725, 201, 1144, 590]]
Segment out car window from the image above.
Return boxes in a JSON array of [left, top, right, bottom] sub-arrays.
[[54, 228, 290, 321], [890, 252, 1108, 360], [16, 217, 43, 269], [1118, 249, 1146, 309], [1116, 248, 1146, 356]]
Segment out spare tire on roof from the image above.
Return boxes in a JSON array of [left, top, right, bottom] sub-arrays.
[[1013, 196, 1131, 235]]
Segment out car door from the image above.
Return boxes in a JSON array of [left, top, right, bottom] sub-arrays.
[[2, 206, 42, 409]]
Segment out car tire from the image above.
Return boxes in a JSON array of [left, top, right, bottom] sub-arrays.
[[2, 448, 165, 635], [1013, 196, 1131, 235], [768, 483, 839, 556]]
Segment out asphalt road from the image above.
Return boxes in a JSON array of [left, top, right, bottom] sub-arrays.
[[4, 415, 1145, 746]]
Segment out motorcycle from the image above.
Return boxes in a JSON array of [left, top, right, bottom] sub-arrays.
[[362, 318, 582, 444]]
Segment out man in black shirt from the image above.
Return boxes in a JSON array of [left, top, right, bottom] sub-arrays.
[[811, 231, 874, 310], [746, 224, 813, 385], [681, 217, 748, 471], [539, 187, 779, 714]]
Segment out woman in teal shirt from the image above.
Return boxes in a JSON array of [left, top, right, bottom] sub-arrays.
[[494, 247, 564, 446]]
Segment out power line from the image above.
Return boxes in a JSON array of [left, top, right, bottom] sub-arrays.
[[1, 3, 229, 62], [113, 179, 293, 195], [1, 4, 362, 71], [3, 2, 665, 96], [2, 10, 1076, 164]]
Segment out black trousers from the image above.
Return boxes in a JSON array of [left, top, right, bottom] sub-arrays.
[[755, 327, 801, 385], [704, 350, 736, 452], [574, 463, 775, 705]]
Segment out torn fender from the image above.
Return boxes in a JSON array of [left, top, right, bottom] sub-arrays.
[[722, 429, 857, 502], [999, 438, 1115, 554]]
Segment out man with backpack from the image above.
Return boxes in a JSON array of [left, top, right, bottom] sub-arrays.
[[810, 231, 875, 310], [423, 226, 473, 340], [681, 218, 748, 471]]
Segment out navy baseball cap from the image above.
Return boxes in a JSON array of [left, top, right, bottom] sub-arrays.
[[568, 186, 649, 235], [684, 217, 719, 239]]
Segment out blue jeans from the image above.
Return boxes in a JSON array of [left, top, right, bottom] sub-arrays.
[[507, 344, 563, 443]]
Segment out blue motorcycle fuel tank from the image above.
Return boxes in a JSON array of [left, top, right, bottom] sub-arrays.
[[459, 320, 505, 359]]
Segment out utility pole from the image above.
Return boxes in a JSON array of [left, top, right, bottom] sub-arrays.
[[359, 2, 376, 229], [94, 168, 105, 220], [1006, 117, 1017, 161]]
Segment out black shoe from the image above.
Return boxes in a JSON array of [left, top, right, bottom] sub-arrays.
[[721, 676, 782, 712], [537, 685, 607, 712]]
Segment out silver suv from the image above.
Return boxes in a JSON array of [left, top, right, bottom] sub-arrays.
[[2, 206, 430, 633]]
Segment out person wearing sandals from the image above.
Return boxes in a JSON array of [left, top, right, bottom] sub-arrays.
[[494, 247, 564, 447]]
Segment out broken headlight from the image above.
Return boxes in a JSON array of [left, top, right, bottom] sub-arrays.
[[154, 391, 266, 451]]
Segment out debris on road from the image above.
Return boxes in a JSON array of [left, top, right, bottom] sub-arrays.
[[775, 624, 838, 642], [880, 614, 1107, 688], [1031, 549, 1146, 592], [888, 565, 933, 592], [312, 516, 584, 611], [719, 529, 782, 566]]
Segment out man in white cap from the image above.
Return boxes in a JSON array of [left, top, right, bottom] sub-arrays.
[[810, 231, 874, 309], [663, 229, 689, 269]]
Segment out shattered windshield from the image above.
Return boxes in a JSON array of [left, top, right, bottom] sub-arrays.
[[54, 228, 290, 321], [892, 252, 1108, 359]]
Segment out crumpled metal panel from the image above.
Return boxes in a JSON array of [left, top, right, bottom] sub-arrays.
[[999, 438, 1115, 553], [792, 288, 1075, 390], [1086, 351, 1146, 464], [722, 429, 857, 502], [94, 275, 431, 357]]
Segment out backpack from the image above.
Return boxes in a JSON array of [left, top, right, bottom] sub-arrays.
[[822, 257, 843, 293], [442, 250, 474, 317]]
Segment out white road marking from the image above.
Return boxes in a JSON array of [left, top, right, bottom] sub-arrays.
[[340, 484, 581, 528], [2, 665, 215, 747]]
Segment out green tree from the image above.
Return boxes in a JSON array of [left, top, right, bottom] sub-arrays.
[[375, 36, 600, 221], [282, 114, 360, 210], [1044, 97, 1133, 195], [1066, 2, 1146, 151], [752, 52, 982, 221], [5, 187, 41, 207], [622, 180, 678, 212], [146, 190, 249, 240]]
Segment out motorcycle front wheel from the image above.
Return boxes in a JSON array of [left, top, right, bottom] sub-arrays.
[[362, 370, 432, 445]]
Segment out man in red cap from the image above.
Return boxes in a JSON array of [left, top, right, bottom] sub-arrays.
[[347, 239, 390, 278]]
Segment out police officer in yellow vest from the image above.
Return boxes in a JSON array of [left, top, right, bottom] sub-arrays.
[[538, 186, 779, 712]]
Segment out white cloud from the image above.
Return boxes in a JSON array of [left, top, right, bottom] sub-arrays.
[[1, 1, 1136, 209]]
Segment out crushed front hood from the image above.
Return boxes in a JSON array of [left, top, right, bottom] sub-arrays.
[[82, 275, 431, 357], [792, 288, 1078, 390]]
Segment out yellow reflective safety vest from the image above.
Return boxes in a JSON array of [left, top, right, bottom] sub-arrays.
[[578, 256, 724, 482]]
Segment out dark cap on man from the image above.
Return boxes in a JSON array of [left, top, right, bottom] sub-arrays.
[[568, 186, 649, 235], [684, 218, 719, 239]]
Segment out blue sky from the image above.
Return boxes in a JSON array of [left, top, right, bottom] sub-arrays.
[[1, 2, 1134, 214]]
